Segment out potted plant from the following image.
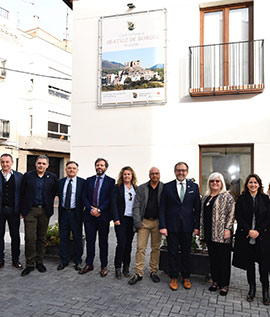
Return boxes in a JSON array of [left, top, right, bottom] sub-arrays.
[[45, 222, 85, 258], [159, 236, 210, 277]]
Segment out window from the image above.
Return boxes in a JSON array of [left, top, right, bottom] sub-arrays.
[[0, 119, 10, 138], [48, 121, 70, 140], [200, 144, 253, 200], [189, 2, 264, 96]]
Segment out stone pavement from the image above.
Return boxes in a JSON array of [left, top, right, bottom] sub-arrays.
[[0, 226, 270, 317]]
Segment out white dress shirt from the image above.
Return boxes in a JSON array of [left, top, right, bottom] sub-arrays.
[[62, 176, 77, 209]]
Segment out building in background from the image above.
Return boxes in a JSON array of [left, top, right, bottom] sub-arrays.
[[70, 0, 269, 197], [0, 6, 72, 177]]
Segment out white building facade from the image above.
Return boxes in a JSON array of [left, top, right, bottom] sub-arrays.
[[71, 0, 270, 195], [0, 7, 72, 177]]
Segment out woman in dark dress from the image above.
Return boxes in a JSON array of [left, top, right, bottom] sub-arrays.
[[233, 174, 270, 305], [111, 166, 137, 279], [200, 172, 235, 296]]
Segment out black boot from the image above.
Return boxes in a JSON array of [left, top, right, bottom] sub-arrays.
[[123, 265, 130, 277], [246, 284, 256, 302], [262, 285, 270, 305]]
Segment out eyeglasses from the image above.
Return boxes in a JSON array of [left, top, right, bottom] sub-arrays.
[[128, 192, 133, 201], [175, 169, 188, 173], [210, 180, 221, 183]]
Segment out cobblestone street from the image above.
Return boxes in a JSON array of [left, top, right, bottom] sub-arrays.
[[0, 226, 270, 317]]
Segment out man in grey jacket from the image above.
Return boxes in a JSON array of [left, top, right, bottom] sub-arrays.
[[129, 167, 163, 285]]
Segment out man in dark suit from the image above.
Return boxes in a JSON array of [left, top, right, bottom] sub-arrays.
[[57, 161, 85, 271], [20, 155, 57, 276], [80, 158, 115, 277], [159, 162, 200, 291], [0, 153, 23, 269]]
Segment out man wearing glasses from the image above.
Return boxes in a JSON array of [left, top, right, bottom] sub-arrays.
[[129, 167, 163, 285], [159, 162, 200, 291]]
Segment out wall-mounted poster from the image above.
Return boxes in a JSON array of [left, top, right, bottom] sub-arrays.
[[98, 9, 167, 107]]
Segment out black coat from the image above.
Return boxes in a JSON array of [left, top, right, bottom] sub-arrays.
[[111, 184, 137, 222], [20, 170, 57, 217], [232, 191, 270, 271]]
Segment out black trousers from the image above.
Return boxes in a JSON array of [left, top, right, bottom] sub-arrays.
[[206, 241, 232, 287], [246, 243, 269, 286], [114, 216, 134, 269], [0, 207, 20, 262], [167, 230, 192, 278], [59, 209, 83, 265]]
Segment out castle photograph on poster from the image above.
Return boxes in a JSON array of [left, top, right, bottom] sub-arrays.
[[98, 10, 166, 106]]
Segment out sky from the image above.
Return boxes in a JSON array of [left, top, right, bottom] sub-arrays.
[[0, 0, 72, 40], [102, 47, 164, 69]]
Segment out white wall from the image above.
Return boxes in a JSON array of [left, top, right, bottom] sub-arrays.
[[72, 0, 270, 187]]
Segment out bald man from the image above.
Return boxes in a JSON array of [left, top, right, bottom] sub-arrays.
[[129, 167, 163, 285]]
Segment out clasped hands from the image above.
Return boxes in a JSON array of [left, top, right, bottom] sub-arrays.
[[90, 206, 101, 217], [247, 229, 259, 239], [159, 228, 200, 237]]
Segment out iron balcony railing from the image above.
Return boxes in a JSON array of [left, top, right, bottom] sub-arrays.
[[0, 119, 10, 139], [189, 39, 264, 96], [0, 7, 9, 19]]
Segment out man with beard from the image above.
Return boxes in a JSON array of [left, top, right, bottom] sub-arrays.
[[79, 158, 115, 277], [159, 162, 200, 291]]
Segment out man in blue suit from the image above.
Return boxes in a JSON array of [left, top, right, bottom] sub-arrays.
[[57, 161, 85, 271], [0, 153, 23, 269], [159, 162, 200, 291], [20, 155, 57, 276], [80, 158, 115, 277]]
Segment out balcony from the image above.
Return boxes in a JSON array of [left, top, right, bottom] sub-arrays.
[[0, 119, 10, 139], [0, 7, 9, 19], [189, 40, 264, 97]]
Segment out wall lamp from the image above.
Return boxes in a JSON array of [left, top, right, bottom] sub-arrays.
[[127, 3, 136, 9]]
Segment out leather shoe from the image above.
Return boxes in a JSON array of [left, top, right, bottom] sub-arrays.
[[0, 261, 4, 268], [57, 263, 68, 271], [79, 264, 94, 274], [115, 268, 122, 279], [150, 272, 160, 283], [12, 261, 23, 269], [128, 274, 143, 285], [219, 286, 229, 296], [170, 278, 178, 291], [209, 282, 218, 292], [182, 278, 192, 289], [74, 264, 81, 271], [21, 266, 34, 276], [100, 267, 108, 277], [36, 263, 47, 273]]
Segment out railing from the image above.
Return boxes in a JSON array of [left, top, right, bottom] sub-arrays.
[[189, 39, 264, 96], [0, 7, 9, 19], [0, 119, 10, 139]]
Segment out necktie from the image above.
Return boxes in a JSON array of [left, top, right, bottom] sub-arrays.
[[93, 176, 101, 207], [64, 179, 72, 209], [180, 182, 185, 203]]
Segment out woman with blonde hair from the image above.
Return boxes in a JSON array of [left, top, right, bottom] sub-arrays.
[[200, 172, 235, 296], [111, 166, 137, 279]]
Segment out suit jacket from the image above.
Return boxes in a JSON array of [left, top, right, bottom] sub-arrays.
[[159, 179, 201, 233], [111, 183, 137, 222], [133, 181, 164, 229], [57, 176, 86, 222], [20, 170, 57, 217], [0, 170, 23, 214], [233, 191, 270, 271], [83, 174, 115, 222]]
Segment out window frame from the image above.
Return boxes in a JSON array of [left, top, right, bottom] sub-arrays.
[[199, 143, 254, 195], [200, 2, 254, 89]]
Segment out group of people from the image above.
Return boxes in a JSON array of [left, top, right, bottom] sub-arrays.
[[1, 153, 270, 305]]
